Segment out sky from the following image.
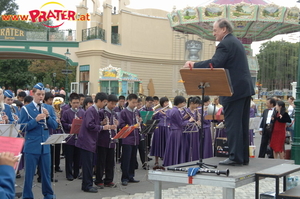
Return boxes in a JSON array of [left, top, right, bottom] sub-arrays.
[[14, 0, 300, 55]]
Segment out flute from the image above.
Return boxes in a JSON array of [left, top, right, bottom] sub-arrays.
[[40, 101, 48, 130], [153, 105, 169, 116]]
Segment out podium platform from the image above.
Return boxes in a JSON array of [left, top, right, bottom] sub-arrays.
[[148, 157, 294, 199]]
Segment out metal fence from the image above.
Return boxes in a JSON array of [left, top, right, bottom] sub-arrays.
[[82, 26, 106, 41]]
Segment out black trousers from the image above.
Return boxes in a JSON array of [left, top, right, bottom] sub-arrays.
[[95, 146, 115, 185], [258, 130, 273, 158], [80, 148, 94, 191], [138, 139, 146, 165], [53, 144, 61, 171], [116, 139, 122, 162], [223, 96, 251, 163], [64, 144, 80, 179], [121, 144, 137, 182]]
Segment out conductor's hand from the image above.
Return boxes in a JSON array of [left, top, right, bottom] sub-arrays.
[[183, 61, 195, 69], [36, 113, 46, 122], [0, 152, 19, 167]]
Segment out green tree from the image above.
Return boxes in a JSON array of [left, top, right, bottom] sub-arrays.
[[257, 40, 298, 91], [0, 0, 18, 15], [0, 59, 33, 92]]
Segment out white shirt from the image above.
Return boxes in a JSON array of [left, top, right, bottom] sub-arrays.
[[266, 107, 275, 124]]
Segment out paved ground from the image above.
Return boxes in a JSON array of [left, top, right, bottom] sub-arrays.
[[15, 132, 296, 199]]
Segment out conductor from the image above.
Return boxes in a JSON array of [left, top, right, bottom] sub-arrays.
[[183, 18, 254, 166]]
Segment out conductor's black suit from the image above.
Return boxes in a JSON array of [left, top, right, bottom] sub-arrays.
[[194, 33, 255, 164], [258, 108, 275, 158]]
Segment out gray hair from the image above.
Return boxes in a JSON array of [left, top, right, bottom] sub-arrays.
[[215, 18, 233, 33]]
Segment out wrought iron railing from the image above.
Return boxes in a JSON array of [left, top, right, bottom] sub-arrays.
[[111, 32, 120, 44], [82, 26, 106, 41]]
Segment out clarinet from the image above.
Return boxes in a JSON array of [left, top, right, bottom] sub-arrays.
[[134, 108, 143, 141], [104, 110, 114, 144], [10, 105, 18, 124], [74, 108, 79, 140], [40, 101, 48, 130]]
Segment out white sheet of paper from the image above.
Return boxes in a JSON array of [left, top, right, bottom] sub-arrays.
[[249, 117, 262, 130], [0, 124, 20, 137]]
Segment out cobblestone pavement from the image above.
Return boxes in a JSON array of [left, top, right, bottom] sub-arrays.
[[15, 133, 296, 199]]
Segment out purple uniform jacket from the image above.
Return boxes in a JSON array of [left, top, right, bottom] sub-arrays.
[[61, 108, 85, 145], [167, 107, 189, 130], [97, 107, 118, 148], [75, 105, 103, 153], [60, 103, 70, 118], [118, 107, 140, 146], [140, 106, 153, 112]]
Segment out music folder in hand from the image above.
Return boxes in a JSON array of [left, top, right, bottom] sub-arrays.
[[70, 118, 83, 134], [0, 136, 25, 170], [112, 125, 137, 140]]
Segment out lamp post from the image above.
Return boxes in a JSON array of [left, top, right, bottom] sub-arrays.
[[291, 5, 300, 164], [64, 49, 71, 103]]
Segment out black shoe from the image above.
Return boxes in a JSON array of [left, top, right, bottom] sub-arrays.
[[55, 169, 63, 172], [121, 181, 128, 186], [84, 187, 98, 193], [16, 174, 21, 179], [37, 178, 41, 183], [219, 158, 242, 166], [243, 162, 249, 165], [148, 157, 153, 161], [142, 163, 148, 170], [67, 178, 74, 181], [129, 179, 140, 183], [51, 179, 58, 182]]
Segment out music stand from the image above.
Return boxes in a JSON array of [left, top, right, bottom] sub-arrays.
[[140, 119, 159, 170], [180, 68, 233, 169]]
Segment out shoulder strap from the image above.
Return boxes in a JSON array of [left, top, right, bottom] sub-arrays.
[[23, 106, 34, 120]]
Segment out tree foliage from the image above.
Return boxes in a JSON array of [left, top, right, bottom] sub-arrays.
[[257, 41, 298, 91], [0, 0, 18, 15], [0, 60, 33, 91], [29, 60, 76, 89]]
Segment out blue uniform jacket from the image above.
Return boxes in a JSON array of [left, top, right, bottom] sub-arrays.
[[19, 102, 58, 154], [0, 165, 15, 199]]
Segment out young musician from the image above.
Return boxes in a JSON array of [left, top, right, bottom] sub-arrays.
[[20, 83, 58, 199], [150, 97, 170, 166], [3, 90, 19, 122], [118, 94, 141, 186], [61, 93, 84, 181], [138, 96, 154, 169], [114, 95, 126, 163], [75, 92, 111, 193], [163, 96, 193, 166], [199, 96, 213, 159], [183, 97, 201, 162], [78, 93, 85, 108], [95, 94, 118, 189], [153, 96, 159, 107]]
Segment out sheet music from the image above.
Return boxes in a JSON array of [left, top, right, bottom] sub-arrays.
[[41, 134, 70, 145], [0, 136, 25, 170], [0, 124, 20, 137], [249, 117, 262, 130]]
